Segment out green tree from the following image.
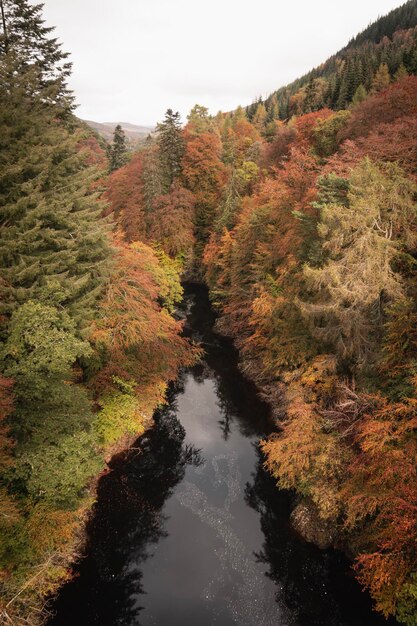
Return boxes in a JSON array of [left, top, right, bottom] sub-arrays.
[[337, 60, 358, 108], [186, 104, 213, 134], [107, 124, 128, 172], [313, 110, 351, 157], [0, 42, 112, 328], [156, 108, 184, 190], [0, 0, 72, 107]]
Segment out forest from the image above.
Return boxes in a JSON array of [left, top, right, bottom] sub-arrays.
[[1, 0, 417, 624]]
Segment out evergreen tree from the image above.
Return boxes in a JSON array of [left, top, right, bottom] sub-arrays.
[[0, 0, 72, 109], [266, 94, 280, 122], [107, 124, 128, 172], [337, 59, 358, 108], [304, 78, 317, 112], [156, 109, 184, 191], [0, 1, 112, 329]]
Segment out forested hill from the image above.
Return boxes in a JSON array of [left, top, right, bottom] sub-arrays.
[[247, 0, 417, 120]]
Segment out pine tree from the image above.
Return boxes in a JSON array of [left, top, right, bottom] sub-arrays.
[[107, 124, 128, 172], [0, 0, 112, 330], [156, 109, 185, 191], [304, 78, 317, 112], [0, 0, 72, 110], [266, 94, 280, 122], [337, 59, 357, 108]]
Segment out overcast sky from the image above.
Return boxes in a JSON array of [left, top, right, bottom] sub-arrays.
[[41, 0, 404, 127]]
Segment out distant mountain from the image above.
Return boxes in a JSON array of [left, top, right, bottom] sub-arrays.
[[83, 120, 154, 144]]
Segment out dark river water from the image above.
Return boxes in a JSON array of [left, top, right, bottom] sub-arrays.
[[49, 285, 395, 626]]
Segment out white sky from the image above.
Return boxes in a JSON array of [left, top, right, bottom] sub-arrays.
[[41, 0, 404, 126]]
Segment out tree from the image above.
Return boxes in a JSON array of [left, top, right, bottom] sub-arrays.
[[343, 391, 417, 622], [186, 104, 213, 134], [148, 184, 195, 260], [107, 124, 128, 172], [156, 109, 185, 190], [91, 240, 198, 391], [266, 94, 280, 122], [104, 153, 147, 242], [0, 2, 112, 330], [337, 60, 358, 108], [0, 0, 72, 108], [252, 102, 267, 133], [141, 140, 164, 215], [394, 63, 408, 81], [182, 129, 226, 253], [351, 84, 368, 107], [313, 110, 351, 157], [371, 62, 391, 92], [301, 159, 417, 368]]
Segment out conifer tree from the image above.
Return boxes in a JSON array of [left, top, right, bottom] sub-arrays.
[[266, 94, 280, 122], [156, 109, 185, 191], [337, 60, 358, 108], [107, 124, 128, 172], [0, 0, 72, 108], [0, 0, 112, 329]]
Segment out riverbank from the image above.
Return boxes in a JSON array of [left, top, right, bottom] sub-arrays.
[[47, 285, 394, 626]]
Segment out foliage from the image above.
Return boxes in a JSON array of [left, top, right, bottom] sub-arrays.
[[205, 67, 417, 625], [0, 4, 197, 622], [107, 124, 128, 172], [148, 184, 196, 261], [156, 109, 185, 190], [104, 152, 147, 242], [301, 159, 417, 369], [2, 2, 417, 623], [94, 378, 146, 446]]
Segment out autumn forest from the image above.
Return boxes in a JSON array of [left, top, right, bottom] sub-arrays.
[[1, 0, 417, 624]]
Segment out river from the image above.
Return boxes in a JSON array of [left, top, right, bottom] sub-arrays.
[[48, 285, 395, 626]]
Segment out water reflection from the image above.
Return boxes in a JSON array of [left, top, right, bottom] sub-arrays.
[[245, 447, 397, 626], [49, 393, 203, 626], [49, 285, 397, 626]]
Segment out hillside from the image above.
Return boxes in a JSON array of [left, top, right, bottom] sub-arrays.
[[246, 0, 417, 120]]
